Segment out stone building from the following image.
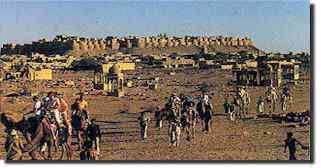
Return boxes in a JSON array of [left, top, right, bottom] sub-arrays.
[[233, 59, 301, 87], [28, 68, 52, 80], [94, 63, 125, 97]]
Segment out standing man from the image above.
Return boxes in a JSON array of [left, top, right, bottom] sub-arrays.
[[224, 95, 234, 121], [138, 111, 150, 141], [265, 86, 278, 116], [237, 87, 247, 119], [86, 118, 101, 156], [256, 96, 265, 116], [154, 106, 164, 129], [281, 85, 291, 113], [196, 92, 212, 130], [270, 86, 278, 114], [200, 93, 214, 133], [167, 100, 181, 146], [243, 87, 250, 115], [71, 98, 84, 150], [196, 98, 205, 130]]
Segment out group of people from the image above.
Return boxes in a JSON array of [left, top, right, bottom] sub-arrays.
[[138, 91, 214, 146], [223, 86, 251, 121], [222, 85, 293, 122], [5, 92, 102, 160], [136, 86, 307, 160], [138, 85, 295, 147], [4, 84, 305, 160], [260, 85, 293, 115]]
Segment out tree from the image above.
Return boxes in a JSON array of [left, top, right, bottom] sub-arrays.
[[70, 57, 99, 70], [238, 50, 248, 56]]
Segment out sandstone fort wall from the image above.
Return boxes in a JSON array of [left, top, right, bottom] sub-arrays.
[[1, 35, 255, 56]]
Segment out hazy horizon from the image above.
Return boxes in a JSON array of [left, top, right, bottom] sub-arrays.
[[0, 1, 310, 53]]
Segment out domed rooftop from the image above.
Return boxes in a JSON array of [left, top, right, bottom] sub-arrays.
[[109, 64, 121, 75]]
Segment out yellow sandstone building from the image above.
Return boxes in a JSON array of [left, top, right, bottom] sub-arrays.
[[101, 62, 135, 73], [94, 62, 135, 97], [28, 68, 52, 80]]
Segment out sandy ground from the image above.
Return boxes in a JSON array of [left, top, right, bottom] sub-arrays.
[[0, 68, 311, 160]]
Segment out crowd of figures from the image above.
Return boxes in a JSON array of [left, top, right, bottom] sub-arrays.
[[3, 92, 101, 160], [137, 84, 308, 160], [223, 84, 293, 121], [2, 84, 308, 160], [138, 84, 294, 146], [138, 91, 214, 147]]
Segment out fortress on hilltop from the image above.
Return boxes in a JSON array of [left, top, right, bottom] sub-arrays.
[[1, 34, 260, 56]]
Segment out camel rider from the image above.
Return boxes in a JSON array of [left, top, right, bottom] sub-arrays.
[[57, 92, 72, 135], [5, 129, 24, 160], [168, 93, 181, 118], [45, 92, 63, 128], [32, 96, 43, 120]]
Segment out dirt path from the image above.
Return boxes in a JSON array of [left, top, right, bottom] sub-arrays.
[[0, 69, 311, 160]]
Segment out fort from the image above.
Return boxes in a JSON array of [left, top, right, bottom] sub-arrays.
[[1, 34, 256, 56]]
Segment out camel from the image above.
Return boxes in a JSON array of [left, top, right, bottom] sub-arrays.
[[0, 112, 72, 160]]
